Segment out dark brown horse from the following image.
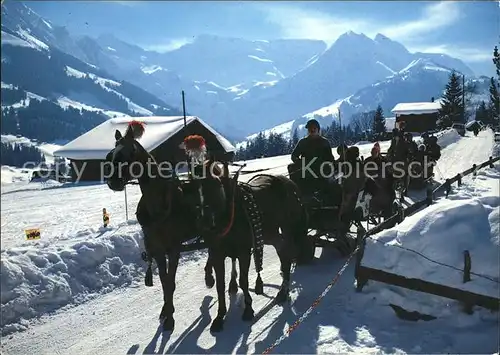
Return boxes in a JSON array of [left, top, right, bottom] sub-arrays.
[[105, 126, 313, 333]]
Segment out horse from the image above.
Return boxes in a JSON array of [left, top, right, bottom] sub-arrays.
[[105, 124, 311, 333], [183, 161, 312, 332]]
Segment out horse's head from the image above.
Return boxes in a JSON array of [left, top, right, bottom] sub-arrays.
[[105, 121, 149, 191]]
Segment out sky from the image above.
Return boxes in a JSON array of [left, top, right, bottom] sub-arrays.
[[26, 0, 499, 77]]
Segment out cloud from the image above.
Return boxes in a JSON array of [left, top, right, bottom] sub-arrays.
[[143, 38, 193, 53], [410, 44, 493, 63], [380, 2, 462, 42], [106, 1, 141, 7], [259, 1, 462, 45], [258, 4, 370, 45]]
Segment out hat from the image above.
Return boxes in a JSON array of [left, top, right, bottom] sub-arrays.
[[305, 119, 320, 130]]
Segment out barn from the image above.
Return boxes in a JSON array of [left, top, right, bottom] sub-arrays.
[[53, 116, 236, 182], [391, 100, 441, 133]]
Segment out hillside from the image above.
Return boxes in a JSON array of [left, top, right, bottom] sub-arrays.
[[1, 0, 480, 141], [243, 61, 491, 143], [1, 2, 183, 145]]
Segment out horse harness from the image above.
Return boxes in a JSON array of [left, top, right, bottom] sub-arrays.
[[237, 182, 265, 277]]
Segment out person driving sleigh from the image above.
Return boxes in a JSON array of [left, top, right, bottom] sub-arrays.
[[287, 119, 338, 202]]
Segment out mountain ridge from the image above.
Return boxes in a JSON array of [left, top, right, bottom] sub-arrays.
[[1, 0, 480, 142]]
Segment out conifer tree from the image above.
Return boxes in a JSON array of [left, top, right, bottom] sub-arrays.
[[488, 77, 500, 127], [438, 71, 464, 128], [475, 101, 489, 124], [289, 128, 299, 152], [371, 104, 386, 140], [493, 45, 500, 81]]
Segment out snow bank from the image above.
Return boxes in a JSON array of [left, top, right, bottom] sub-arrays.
[[362, 164, 500, 306], [1, 224, 146, 334]]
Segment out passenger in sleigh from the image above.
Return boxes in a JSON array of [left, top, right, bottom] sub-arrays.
[[287, 119, 340, 204]]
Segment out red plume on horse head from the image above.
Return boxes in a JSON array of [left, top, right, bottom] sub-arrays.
[[182, 135, 207, 162], [126, 120, 146, 139], [183, 135, 206, 151]]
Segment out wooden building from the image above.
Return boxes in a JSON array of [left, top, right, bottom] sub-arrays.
[[53, 116, 236, 182], [391, 101, 441, 133]]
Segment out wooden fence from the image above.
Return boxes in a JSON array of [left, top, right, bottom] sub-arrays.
[[354, 155, 500, 312]]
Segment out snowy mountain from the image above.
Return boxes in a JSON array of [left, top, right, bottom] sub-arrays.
[[245, 59, 489, 142], [1, 0, 479, 141], [1, 129, 499, 353], [1, 2, 183, 144], [228, 32, 476, 135]]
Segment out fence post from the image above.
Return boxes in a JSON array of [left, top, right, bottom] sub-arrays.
[[472, 164, 477, 177], [445, 179, 451, 197], [426, 187, 433, 206], [462, 250, 473, 314], [463, 250, 471, 283], [457, 173, 462, 187], [489, 156, 494, 169]]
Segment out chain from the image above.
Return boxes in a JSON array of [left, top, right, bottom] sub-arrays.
[[261, 246, 360, 355]]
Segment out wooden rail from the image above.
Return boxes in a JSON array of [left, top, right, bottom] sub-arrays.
[[354, 155, 500, 312]]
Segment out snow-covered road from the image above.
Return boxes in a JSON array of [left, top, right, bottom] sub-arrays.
[[1, 129, 498, 354]]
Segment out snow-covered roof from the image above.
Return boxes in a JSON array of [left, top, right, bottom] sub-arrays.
[[391, 102, 441, 115], [53, 116, 235, 160]]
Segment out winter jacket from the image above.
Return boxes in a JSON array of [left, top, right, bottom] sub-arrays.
[[291, 135, 335, 178]]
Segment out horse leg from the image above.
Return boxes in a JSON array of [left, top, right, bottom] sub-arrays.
[[274, 239, 293, 304], [204, 253, 215, 289], [210, 252, 227, 332], [228, 256, 239, 295], [157, 251, 180, 331], [238, 252, 254, 321]]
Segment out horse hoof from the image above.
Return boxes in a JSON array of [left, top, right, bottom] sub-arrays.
[[210, 318, 224, 333], [242, 308, 254, 321], [205, 275, 215, 289], [228, 281, 239, 294], [163, 318, 175, 331]]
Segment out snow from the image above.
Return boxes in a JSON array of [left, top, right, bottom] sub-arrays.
[[41, 19, 52, 29], [376, 61, 396, 75], [1, 82, 14, 89], [1, 134, 62, 163], [391, 101, 441, 115], [16, 28, 50, 51], [303, 97, 353, 119], [1, 30, 48, 52], [141, 65, 163, 75], [0, 129, 498, 353], [362, 184, 499, 298], [385, 117, 396, 130], [53, 116, 236, 160], [238, 120, 296, 149], [247, 55, 273, 63], [65, 66, 87, 79]]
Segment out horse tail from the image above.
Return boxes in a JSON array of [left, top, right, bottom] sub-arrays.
[[269, 175, 310, 257]]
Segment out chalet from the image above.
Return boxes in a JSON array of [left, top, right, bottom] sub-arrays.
[[53, 116, 236, 182], [391, 100, 441, 133]]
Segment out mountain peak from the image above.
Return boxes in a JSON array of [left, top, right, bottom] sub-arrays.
[[338, 30, 370, 40], [374, 33, 390, 42]]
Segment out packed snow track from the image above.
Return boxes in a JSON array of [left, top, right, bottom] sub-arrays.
[[1, 129, 498, 354]]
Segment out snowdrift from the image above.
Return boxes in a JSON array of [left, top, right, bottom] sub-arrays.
[[1, 223, 147, 334], [362, 164, 500, 305]]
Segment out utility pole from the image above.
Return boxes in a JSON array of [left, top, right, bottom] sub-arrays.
[[182, 90, 187, 127], [462, 74, 466, 123]]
